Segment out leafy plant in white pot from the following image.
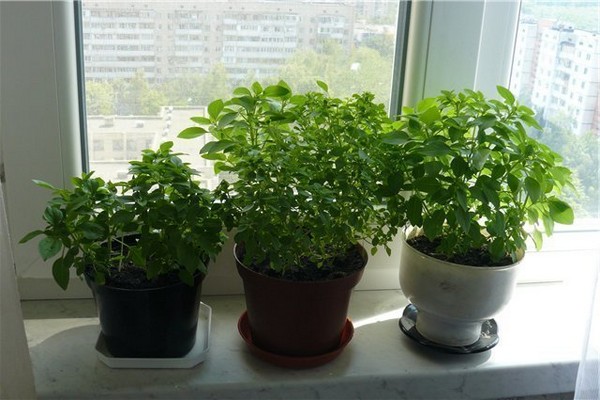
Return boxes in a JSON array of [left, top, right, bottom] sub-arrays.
[[179, 81, 400, 367], [384, 87, 574, 351]]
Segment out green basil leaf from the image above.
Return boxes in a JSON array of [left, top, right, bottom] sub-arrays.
[[413, 176, 439, 193], [453, 206, 471, 234], [200, 140, 236, 154], [20, 230, 44, 244], [263, 84, 290, 97], [190, 116, 212, 125], [421, 139, 451, 156], [497, 85, 515, 104], [39, 237, 62, 261], [52, 257, 70, 290], [525, 177, 542, 202], [233, 86, 252, 96], [451, 157, 469, 177], [531, 229, 543, 251], [178, 126, 207, 139], [548, 198, 574, 225], [406, 196, 423, 227], [381, 131, 409, 145], [33, 179, 58, 191], [43, 206, 63, 225], [207, 99, 224, 119], [423, 209, 445, 239], [316, 80, 329, 92], [490, 238, 506, 260]]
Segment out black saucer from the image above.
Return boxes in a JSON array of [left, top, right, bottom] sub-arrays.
[[399, 304, 499, 354]]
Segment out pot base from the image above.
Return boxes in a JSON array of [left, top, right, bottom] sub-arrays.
[[416, 308, 483, 346], [399, 304, 499, 354], [237, 311, 354, 368], [95, 302, 212, 368]]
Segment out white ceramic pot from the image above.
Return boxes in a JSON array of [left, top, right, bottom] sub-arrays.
[[399, 229, 521, 347]]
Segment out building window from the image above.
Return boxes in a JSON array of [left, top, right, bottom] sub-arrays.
[[93, 139, 104, 151], [112, 139, 123, 151]]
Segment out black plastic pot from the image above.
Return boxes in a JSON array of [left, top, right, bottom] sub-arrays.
[[86, 272, 204, 358], [235, 244, 367, 359]]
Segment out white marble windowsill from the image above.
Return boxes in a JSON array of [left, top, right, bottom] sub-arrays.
[[23, 266, 592, 400]]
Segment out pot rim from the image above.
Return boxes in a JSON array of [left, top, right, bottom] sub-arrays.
[[84, 269, 205, 292], [402, 226, 524, 271], [233, 242, 368, 285]]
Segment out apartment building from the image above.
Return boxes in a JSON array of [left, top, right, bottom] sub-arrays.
[[82, 1, 355, 82], [81, 0, 402, 183], [87, 106, 220, 188], [511, 18, 599, 135]]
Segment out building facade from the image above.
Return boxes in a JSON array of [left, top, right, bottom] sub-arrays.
[[511, 18, 599, 135], [81, 0, 400, 183], [87, 106, 220, 188], [82, 1, 355, 83]]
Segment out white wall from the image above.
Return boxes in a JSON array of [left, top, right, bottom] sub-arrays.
[[0, 181, 36, 399], [1, 1, 86, 299]]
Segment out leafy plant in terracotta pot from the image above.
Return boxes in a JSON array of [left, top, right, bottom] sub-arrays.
[[384, 87, 574, 350], [20, 141, 226, 358], [179, 81, 401, 366]]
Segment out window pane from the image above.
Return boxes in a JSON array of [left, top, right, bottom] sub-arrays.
[[80, 0, 402, 187], [509, 0, 599, 220]]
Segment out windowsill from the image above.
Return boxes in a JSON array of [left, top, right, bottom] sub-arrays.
[[22, 253, 596, 400]]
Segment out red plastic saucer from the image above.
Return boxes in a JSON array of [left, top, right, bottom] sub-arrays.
[[237, 311, 354, 368]]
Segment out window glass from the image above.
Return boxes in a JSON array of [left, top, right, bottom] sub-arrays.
[[80, 0, 402, 187], [509, 0, 599, 222]]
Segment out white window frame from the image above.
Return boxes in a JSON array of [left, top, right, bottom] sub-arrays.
[[3, 0, 591, 300], [1, 1, 87, 299]]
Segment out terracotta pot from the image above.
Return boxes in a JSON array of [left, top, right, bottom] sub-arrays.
[[235, 244, 366, 357], [86, 272, 204, 358], [399, 228, 521, 347]]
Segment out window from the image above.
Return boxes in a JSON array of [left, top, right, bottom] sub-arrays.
[[6, 1, 594, 300], [112, 139, 123, 152], [79, 1, 405, 187], [510, 0, 599, 222]]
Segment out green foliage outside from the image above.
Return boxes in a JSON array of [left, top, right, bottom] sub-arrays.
[[85, 81, 115, 115], [529, 113, 598, 218], [521, 1, 599, 32], [159, 64, 232, 108], [278, 43, 394, 107], [84, 41, 394, 116]]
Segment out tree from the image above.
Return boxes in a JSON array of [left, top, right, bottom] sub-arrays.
[[159, 64, 231, 107], [278, 42, 394, 107], [85, 81, 115, 115], [116, 70, 166, 115], [160, 74, 205, 106], [197, 63, 231, 106], [359, 33, 395, 58], [531, 112, 599, 217]]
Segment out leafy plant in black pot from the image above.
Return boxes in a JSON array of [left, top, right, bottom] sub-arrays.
[[179, 81, 401, 366], [384, 87, 574, 348], [21, 141, 226, 358]]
